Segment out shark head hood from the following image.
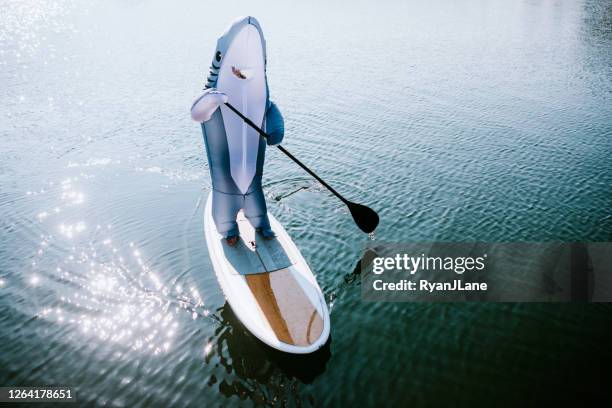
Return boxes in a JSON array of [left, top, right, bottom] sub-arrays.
[[204, 16, 268, 91]]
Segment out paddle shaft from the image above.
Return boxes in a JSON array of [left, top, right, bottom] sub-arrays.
[[224, 102, 349, 205]]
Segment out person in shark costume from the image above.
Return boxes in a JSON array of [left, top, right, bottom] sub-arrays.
[[191, 16, 284, 246]]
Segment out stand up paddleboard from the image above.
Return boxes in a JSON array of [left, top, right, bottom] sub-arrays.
[[204, 194, 330, 353]]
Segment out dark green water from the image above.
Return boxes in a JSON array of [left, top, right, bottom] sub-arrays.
[[1, 0, 611, 406]]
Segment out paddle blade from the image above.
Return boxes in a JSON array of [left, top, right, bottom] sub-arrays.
[[347, 202, 379, 234]]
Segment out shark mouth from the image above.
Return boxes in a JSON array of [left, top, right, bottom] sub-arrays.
[[231, 66, 249, 79]]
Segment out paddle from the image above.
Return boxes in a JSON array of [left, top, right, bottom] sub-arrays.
[[224, 102, 379, 234]]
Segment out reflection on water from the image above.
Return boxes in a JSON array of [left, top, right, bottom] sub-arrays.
[[207, 304, 331, 404], [1, 0, 611, 406]]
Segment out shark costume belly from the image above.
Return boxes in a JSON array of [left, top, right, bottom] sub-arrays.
[[199, 16, 284, 238]]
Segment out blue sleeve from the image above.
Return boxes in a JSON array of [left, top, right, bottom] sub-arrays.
[[265, 101, 284, 146]]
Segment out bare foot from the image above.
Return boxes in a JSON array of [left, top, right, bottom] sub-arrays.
[[226, 236, 238, 246]]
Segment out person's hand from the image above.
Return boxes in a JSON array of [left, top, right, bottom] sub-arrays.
[[190, 89, 228, 122]]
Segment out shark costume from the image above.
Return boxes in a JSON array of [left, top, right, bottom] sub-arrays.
[[191, 16, 284, 239]]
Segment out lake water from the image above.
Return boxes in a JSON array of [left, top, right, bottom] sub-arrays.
[[1, 0, 611, 406]]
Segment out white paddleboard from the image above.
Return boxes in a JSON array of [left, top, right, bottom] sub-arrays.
[[204, 193, 331, 354]]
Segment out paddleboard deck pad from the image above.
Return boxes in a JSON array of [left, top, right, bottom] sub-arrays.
[[204, 193, 331, 353], [219, 212, 292, 275]]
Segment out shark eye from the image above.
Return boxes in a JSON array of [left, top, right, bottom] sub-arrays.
[[215, 51, 222, 62]]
